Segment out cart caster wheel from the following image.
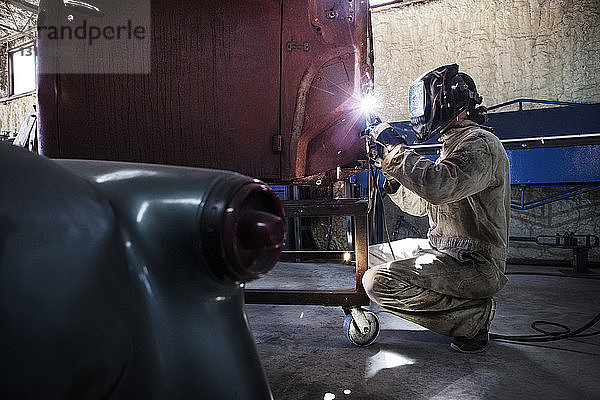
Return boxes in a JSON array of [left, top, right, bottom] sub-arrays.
[[343, 310, 380, 347]]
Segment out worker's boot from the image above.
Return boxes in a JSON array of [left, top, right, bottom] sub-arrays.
[[450, 298, 495, 354]]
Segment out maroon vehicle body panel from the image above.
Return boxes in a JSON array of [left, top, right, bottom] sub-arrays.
[[37, 0, 370, 182], [280, 0, 369, 179]]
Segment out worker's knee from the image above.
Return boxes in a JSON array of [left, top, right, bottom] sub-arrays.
[[362, 267, 378, 298], [363, 265, 416, 305], [362, 267, 392, 303]]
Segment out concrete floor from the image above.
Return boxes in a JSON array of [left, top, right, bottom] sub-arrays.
[[246, 262, 600, 400]]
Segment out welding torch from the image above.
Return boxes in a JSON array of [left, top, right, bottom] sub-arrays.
[[360, 102, 407, 194], [359, 94, 408, 161]]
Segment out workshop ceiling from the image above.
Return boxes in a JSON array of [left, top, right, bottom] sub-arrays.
[[0, 0, 38, 44]]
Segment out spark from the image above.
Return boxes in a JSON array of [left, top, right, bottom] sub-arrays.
[[360, 93, 379, 115], [343, 252, 352, 262]]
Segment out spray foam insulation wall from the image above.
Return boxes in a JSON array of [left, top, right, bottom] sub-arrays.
[[371, 0, 600, 121]]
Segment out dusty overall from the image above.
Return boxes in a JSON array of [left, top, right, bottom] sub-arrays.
[[363, 120, 511, 338]]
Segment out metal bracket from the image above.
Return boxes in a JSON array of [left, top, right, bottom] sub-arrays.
[[272, 134, 282, 152], [287, 41, 309, 52], [510, 233, 599, 274]]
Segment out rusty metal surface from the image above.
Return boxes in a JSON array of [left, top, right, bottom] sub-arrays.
[[282, 0, 370, 179], [281, 198, 368, 217], [37, 0, 370, 182], [244, 289, 369, 306]]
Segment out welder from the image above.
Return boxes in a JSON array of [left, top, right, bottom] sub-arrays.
[[362, 64, 510, 353]]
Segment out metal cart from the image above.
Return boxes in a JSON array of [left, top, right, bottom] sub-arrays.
[[245, 197, 381, 346]]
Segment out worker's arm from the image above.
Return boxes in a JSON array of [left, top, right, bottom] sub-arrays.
[[382, 133, 495, 205], [387, 183, 428, 217]]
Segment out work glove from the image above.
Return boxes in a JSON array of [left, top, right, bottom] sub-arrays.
[[362, 120, 407, 196], [382, 171, 400, 195], [362, 121, 407, 168], [383, 177, 400, 194], [369, 122, 407, 148]]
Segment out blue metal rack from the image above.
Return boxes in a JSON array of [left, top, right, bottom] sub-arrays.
[[271, 99, 600, 247], [488, 100, 600, 209], [381, 100, 600, 210]]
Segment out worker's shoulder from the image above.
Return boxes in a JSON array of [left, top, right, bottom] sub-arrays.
[[463, 125, 503, 151]]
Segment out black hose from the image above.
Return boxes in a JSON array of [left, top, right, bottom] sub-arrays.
[[490, 313, 600, 342], [370, 165, 396, 260], [505, 271, 600, 280], [490, 271, 600, 343]]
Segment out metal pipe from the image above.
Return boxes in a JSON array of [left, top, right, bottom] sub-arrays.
[[0, 27, 36, 45], [515, 186, 597, 207], [412, 132, 600, 155], [500, 132, 600, 150], [487, 98, 595, 112], [510, 185, 600, 210], [8, 0, 38, 14]]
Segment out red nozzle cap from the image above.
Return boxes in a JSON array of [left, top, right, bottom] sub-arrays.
[[238, 210, 285, 252], [222, 183, 285, 282]]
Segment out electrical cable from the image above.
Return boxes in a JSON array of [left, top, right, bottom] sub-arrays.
[[369, 165, 396, 260], [366, 158, 376, 214], [490, 312, 600, 343], [378, 184, 397, 260], [489, 271, 600, 343], [570, 331, 600, 338], [504, 271, 600, 280], [531, 320, 570, 335], [529, 321, 599, 338]]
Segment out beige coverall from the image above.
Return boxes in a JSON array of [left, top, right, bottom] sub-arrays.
[[363, 120, 511, 338]]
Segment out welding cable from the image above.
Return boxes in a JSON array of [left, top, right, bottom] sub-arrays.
[[366, 159, 377, 214], [366, 163, 379, 223], [489, 271, 600, 343], [529, 320, 598, 338], [368, 157, 403, 260], [531, 320, 570, 335], [504, 271, 600, 280], [490, 312, 600, 342], [369, 165, 396, 260], [570, 330, 600, 338]]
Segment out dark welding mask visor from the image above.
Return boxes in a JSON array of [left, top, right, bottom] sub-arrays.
[[409, 64, 464, 143], [408, 79, 426, 122]]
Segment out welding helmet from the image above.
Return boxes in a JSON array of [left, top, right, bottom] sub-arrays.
[[408, 64, 483, 143]]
